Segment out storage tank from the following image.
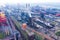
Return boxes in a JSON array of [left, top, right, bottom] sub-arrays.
[[0, 12, 7, 26]]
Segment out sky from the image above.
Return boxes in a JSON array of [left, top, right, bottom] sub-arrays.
[[0, 0, 60, 7], [0, 0, 60, 4]]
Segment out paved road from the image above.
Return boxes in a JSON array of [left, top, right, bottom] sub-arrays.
[[26, 26, 54, 40]]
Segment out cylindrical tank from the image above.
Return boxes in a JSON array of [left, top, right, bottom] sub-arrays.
[[22, 23, 27, 30], [0, 12, 7, 26]]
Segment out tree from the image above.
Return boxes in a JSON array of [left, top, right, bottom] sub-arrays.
[[55, 31, 60, 40], [0, 32, 5, 39]]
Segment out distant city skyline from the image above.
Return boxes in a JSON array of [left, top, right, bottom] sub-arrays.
[[0, 0, 60, 9]]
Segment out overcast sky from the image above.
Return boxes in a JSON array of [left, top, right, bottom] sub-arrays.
[[0, 0, 60, 4]]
